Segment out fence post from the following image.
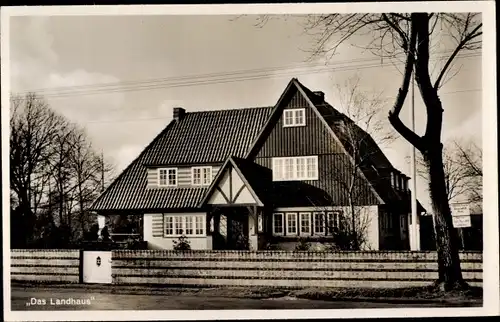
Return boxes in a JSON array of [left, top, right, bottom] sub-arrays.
[[79, 249, 84, 284]]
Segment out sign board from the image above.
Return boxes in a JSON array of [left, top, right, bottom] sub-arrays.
[[452, 215, 472, 228], [451, 203, 470, 217], [451, 203, 471, 228]]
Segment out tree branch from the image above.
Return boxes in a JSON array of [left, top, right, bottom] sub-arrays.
[[388, 14, 423, 151], [434, 23, 482, 89]]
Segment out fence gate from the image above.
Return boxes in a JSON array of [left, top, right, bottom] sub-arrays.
[[83, 251, 112, 284]]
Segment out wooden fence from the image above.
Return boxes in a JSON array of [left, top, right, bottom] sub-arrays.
[[111, 250, 483, 288], [11, 249, 81, 283], [10, 249, 482, 288]]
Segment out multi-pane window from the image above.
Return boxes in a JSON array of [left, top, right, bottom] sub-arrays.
[[273, 213, 284, 235], [195, 216, 204, 235], [192, 167, 212, 186], [300, 212, 311, 235], [272, 156, 318, 181], [285, 158, 294, 179], [164, 214, 206, 237], [296, 158, 306, 178], [326, 212, 340, 234], [165, 216, 174, 235], [185, 216, 194, 235], [313, 212, 325, 234], [174, 216, 184, 235], [283, 108, 306, 127], [286, 213, 298, 235], [312, 212, 341, 235], [306, 157, 317, 179], [158, 168, 177, 187]]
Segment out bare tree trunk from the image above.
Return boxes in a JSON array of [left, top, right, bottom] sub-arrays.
[[413, 14, 466, 290], [424, 143, 466, 289]]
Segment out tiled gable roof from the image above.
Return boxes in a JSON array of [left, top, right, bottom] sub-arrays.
[[91, 106, 273, 211], [143, 107, 273, 165], [92, 77, 425, 212]]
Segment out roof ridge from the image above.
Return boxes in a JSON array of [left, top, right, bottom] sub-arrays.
[[185, 105, 273, 114]]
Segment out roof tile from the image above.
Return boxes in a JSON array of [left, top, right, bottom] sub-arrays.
[[91, 106, 272, 211]]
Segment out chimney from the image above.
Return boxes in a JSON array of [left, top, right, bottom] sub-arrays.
[[313, 91, 325, 102], [173, 107, 186, 121]]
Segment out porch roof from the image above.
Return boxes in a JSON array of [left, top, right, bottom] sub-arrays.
[[199, 156, 272, 207]]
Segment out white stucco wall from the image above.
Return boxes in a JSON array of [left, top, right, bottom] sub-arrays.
[[143, 213, 212, 250], [356, 205, 379, 250]]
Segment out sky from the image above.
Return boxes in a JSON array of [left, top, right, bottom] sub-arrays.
[[8, 13, 483, 211]]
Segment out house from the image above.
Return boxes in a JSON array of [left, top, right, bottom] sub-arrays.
[[420, 201, 482, 251], [91, 78, 425, 251]]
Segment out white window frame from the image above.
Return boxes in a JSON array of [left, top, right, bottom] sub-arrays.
[[272, 156, 318, 181], [195, 215, 205, 235], [163, 214, 206, 237], [272, 213, 284, 235], [158, 167, 178, 187], [299, 212, 312, 236], [326, 212, 341, 234], [192, 166, 212, 186], [286, 212, 298, 236], [313, 212, 325, 234], [283, 108, 306, 127]]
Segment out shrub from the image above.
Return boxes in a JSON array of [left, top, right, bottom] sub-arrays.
[[295, 238, 311, 251], [173, 235, 191, 251], [264, 242, 282, 250]]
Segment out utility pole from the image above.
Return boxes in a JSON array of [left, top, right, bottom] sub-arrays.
[[410, 66, 419, 250], [101, 150, 105, 192]]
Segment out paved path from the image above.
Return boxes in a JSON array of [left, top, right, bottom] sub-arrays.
[[10, 287, 477, 311]]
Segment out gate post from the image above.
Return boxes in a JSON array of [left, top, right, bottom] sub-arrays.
[[79, 249, 84, 284]]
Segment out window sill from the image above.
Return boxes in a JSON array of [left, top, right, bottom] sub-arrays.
[[163, 235, 207, 238], [270, 235, 336, 243], [272, 178, 319, 182]]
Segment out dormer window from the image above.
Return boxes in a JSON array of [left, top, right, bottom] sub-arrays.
[[192, 166, 212, 186], [283, 108, 305, 127], [158, 168, 177, 187]]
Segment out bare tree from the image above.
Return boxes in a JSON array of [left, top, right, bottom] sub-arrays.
[[415, 139, 482, 203], [9, 93, 66, 245], [10, 93, 115, 247], [68, 128, 114, 239], [254, 12, 481, 291], [453, 140, 482, 203], [313, 76, 396, 250]]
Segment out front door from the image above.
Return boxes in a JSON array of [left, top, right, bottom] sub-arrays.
[[227, 213, 249, 250], [83, 251, 112, 284], [212, 208, 249, 250]]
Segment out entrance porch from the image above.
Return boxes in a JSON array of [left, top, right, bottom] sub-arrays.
[[199, 156, 271, 250], [209, 206, 264, 250]]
